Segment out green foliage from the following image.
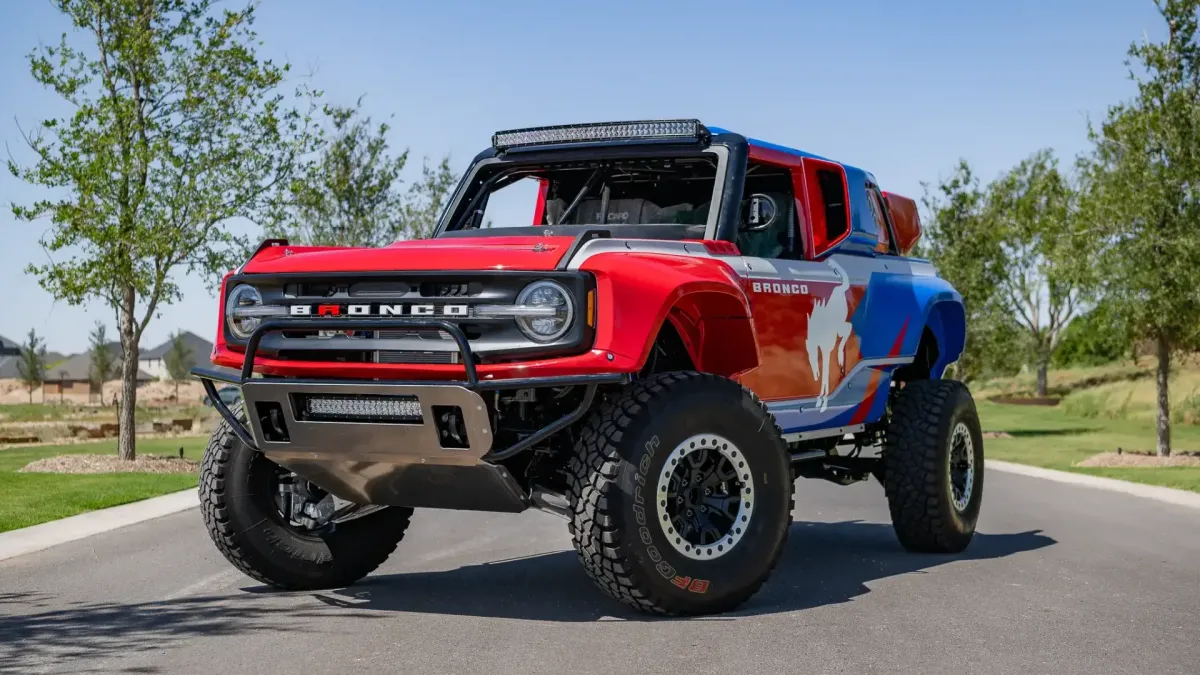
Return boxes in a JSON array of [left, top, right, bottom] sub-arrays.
[[8, 0, 316, 458], [987, 149, 1087, 393], [16, 329, 47, 404], [265, 98, 458, 246], [920, 160, 1021, 381], [1077, 0, 1200, 454], [163, 330, 194, 400], [1052, 302, 1132, 367], [87, 321, 116, 392]]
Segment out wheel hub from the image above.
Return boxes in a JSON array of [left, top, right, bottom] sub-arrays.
[[656, 434, 753, 560], [949, 422, 975, 512]]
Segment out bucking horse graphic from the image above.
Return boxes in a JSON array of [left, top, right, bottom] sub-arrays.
[[805, 259, 853, 412]]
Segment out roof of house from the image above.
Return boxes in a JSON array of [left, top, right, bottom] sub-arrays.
[[43, 353, 151, 382], [0, 351, 65, 379], [0, 334, 20, 357], [140, 331, 213, 361], [0, 351, 149, 382]]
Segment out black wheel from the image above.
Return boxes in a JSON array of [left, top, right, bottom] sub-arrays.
[[882, 379, 984, 553], [567, 371, 794, 615], [199, 404, 413, 590]]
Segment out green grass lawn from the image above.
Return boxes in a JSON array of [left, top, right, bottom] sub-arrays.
[[0, 437, 208, 533], [0, 402, 213, 424], [978, 401, 1200, 493]]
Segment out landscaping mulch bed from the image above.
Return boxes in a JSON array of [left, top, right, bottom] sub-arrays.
[[1077, 451, 1200, 468], [19, 454, 201, 474]]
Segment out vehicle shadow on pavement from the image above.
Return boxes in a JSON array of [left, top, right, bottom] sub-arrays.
[[309, 520, 1057, 621], [0, 521, 1055, 673]]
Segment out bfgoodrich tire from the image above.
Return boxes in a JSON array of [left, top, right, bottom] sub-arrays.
[[199, 404, 413, 590], [882, 379, 984, 553], [567, 372, 794, 615]]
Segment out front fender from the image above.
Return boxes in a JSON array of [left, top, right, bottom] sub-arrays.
[[580, 252, 758, 375]]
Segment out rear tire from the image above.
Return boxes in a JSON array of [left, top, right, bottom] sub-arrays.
[[882, 379, 984, 553], [199, 404, 413, 590], [567, 372, 794, 615]]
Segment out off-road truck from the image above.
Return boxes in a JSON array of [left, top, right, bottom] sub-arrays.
[[194, 119, 983, 616]]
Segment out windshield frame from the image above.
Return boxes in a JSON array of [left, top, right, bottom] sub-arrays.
[[434, 141, 736, 241]]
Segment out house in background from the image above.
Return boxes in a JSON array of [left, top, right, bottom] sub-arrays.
[[138, 331, 214, 380], [41, 352, 152, 399], [0, 334, 68, 381]]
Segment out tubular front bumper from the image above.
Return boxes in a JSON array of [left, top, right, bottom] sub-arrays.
[[192, 318, 629, 512]]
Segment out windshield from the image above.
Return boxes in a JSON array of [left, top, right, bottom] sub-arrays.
[[444, 153, 722, 233]]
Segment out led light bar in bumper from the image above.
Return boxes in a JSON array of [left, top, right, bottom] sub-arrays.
[[492, 119, 709, 150], [297, 394, 423, 423]]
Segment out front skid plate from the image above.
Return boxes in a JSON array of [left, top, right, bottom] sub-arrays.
[[240, 380, 527, 512]]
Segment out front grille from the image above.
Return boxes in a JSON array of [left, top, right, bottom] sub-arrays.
[[377, 329, 452, 341], [377, 351, 457, 364], [419, 281, 479, 297]]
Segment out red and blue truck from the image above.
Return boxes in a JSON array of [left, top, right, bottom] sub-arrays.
[[194, 119, 983, 615]]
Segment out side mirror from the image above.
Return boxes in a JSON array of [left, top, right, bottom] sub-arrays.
[[741, 193, 778, 232]]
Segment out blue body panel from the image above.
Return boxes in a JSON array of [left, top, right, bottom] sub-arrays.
[[711, 123, 968, 434]]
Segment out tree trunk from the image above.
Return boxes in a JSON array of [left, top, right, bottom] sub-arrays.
[[118, 285, 139, 461], [1036, 359, 1049, 398], [1155, 331, 1171, 457]]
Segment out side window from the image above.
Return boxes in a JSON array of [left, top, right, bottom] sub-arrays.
[[737, 161, 801, 259], [866, 186, 896, 254], [816, 169, 848, 242], [804, 160, 851, 256]]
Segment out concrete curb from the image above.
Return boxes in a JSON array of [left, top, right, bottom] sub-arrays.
[[0, 488, 199, 562], [986, 459, 1200, 510]]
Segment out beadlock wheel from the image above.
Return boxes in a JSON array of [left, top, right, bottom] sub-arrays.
[[656, 433, 753, 560], [948, 422, 975, 512]]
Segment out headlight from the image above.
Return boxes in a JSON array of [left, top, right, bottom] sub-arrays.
[[225, 284, 264, 339], [514, 280, 574, 342]]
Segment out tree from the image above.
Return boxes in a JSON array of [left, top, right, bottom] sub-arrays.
[[16, 328, 47, 404], [163, 330, 194, 401], [920, 160, 1020, 382], [88, 321, 117, 401], [1051, 301, 1132, 368], [1078, 0, 1200, 456], [987, 149, 1086, 396], [9, 0, 314, 460], [266, 98, 457, 246]]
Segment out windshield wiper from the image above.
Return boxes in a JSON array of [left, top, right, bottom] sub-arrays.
[[556, 167, 604, 225]]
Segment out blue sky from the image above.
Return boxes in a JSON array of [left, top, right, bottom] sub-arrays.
[[0, 0, 1165, 354]]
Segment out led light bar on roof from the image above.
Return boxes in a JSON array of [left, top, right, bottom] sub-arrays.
[[492, 119, 710, 150]]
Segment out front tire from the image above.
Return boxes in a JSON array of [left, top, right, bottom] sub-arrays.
[[567, 372, 794, 615], [882, 379, 984, 553], [199, 405, 413, 590]]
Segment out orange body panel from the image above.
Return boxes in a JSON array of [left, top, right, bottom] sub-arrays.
[[882, 192, 922, 255]]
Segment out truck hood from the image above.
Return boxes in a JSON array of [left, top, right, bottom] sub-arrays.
[[241, 236, 579, 274]]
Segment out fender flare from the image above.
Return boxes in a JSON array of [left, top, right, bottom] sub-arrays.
[[579, 252, 760, 377], [920, 296, 966, 379]]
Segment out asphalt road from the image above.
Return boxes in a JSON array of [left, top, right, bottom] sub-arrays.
[[2, 469, 1198, 675]]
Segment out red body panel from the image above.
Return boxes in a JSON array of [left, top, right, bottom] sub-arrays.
[[579, 252, 757, 376], [241, 236, 579, 274]]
